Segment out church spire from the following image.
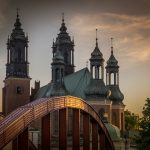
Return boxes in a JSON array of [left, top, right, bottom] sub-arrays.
[[96, 28, 98, 47], [62, 12, 64, 23], [90, 29, 104, 80], [111, 37, 114, 55], [60, 12, 67, 33], [14, 8, 22, 30], [106, 39, 124, 103], [53, 14, 75, 76], [6, 10, 29, 78]]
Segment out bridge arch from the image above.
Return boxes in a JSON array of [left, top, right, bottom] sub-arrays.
[[0, 96, 115, 150]]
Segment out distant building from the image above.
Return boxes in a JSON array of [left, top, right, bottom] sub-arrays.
[[2, 11, 125, 149], [31, 14, 125, 132]]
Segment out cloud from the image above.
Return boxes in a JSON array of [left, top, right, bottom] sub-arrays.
[[70, 12, 150, 63]]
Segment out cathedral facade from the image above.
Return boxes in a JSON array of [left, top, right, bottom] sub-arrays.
[[2, 11, 125, 135]]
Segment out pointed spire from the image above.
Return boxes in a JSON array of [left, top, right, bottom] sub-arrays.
[[111, 37, 114, 55], [91, 28, 103, 58], [96, 28, 98, 47], [14, 8, 22, 29], [17, 8, 19, 18], [106, 37, 118, 67], [60, 12, 67, 33], [62, 12, 64, 23]]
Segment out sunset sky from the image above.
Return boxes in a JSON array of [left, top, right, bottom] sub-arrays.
[[0, 0, 150, 115]]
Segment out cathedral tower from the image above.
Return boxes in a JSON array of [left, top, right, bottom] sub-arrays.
[[2, 10, 31, 115], [85, 29, 111, 122], [52, 13, 75, 76], [106, 38, 125, 131]]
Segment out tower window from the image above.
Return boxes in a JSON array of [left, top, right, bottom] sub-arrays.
[[18, 48, 21, 62], [64, 52, 68, 64], [55, 68, 60, 82], [16, 86, 22, 94]]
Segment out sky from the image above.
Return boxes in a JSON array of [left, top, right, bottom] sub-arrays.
[[0, 0, 150, 116]]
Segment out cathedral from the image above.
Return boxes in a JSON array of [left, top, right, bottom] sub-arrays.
[[2, 11, 125, 149]]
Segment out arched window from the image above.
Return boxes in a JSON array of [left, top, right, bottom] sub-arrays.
[[111, 73, 115, 85], [55, 68, 60, 82], [64, 52, 68, 64], [61, 68, 64, 82], [18, 48, 21, 62]]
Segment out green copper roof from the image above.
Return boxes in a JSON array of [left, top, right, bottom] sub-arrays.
[[34, 68, 92, 99], [105, 122, 121, 141], [64, 68, 91, 99], [34, 83, 50, 99], [108, 85, 124, 102], [85, 79, 110, 100]]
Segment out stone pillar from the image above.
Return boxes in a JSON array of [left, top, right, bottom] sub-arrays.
[[26, 46, 28, 62], [7, 48, 9, 64], [72, 49, 74, 65], [114, 73, 116, 85], [109, 73, 111, 85]]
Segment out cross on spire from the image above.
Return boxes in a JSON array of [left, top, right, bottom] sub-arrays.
[[96, 28, 98, 47], [111, 37, 114, 55], [16, 8, 19, 18], [60, 12, 67, 32], [62, 12, 64, 23]]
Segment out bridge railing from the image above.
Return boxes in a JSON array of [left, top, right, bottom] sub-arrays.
[[0, 96, 115, 150]]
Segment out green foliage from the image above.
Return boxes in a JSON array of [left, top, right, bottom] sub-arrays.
[[125, 110, 139, 131], [136, 98, 150, 150]]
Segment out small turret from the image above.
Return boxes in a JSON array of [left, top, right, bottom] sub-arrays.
[[59, 13, 67, 33], [51, 47, 65, 83], [85, 29, 110, 100], [52, 13, 75, 76], [90, 29, 104, 80], [106, 38, 124, 102]]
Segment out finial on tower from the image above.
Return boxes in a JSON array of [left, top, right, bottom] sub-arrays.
[[96, 28, 98, 47], [111, 37, 114, 55], [62, 12, 64, 23], [16, 8, 19, 18]]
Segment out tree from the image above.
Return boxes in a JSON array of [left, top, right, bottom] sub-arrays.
[[136, 98, 150, 150], [125, 110, 139, 131]]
